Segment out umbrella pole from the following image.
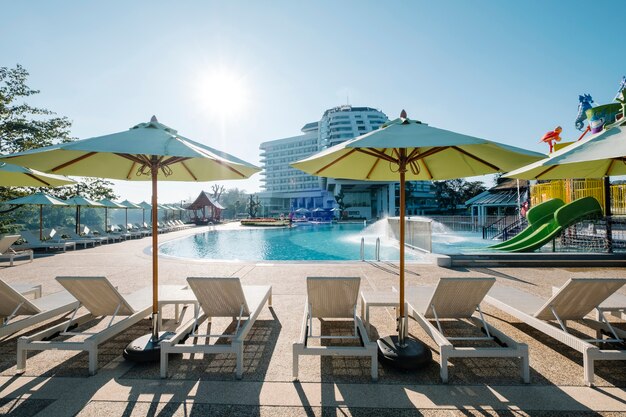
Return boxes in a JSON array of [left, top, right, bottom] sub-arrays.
[[123, 158, 166, 362], [151, 162, 159, 338], [376, 150, 431, 370], [40, 205, 43, 241], [104, 207, 108, 231]]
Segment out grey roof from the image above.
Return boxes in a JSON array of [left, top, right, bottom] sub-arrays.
[[466, 190, 520, 206]]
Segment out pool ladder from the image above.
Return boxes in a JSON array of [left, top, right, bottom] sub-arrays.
[[360, 237, 381, 261]]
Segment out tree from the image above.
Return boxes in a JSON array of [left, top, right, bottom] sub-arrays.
[[0, 64, 116, 201], [211, 184, 225, 202], [334, 189, 346, 219], [0, 65, 116, 233], [247, 194, 261, 218], [433, 179, 486, 213]]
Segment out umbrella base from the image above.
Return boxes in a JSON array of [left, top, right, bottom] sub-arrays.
[[377, 335, 432, 370], [123, 331, 176, 363]]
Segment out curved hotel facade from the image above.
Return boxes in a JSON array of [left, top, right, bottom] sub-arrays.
[[258, 105, 436, 219]]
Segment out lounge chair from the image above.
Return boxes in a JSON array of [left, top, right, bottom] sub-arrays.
[[0, 279, 79, 340], [293, 276, 378, 381], [81, 226, 111, 244], [115, 224, 141, 239], [485, 278, 626, 386], [16, 276, 151, 375], [160, 277, 272, 379], [405, 277, 529, 383], [18, 230, 75, 252], [88, 226, 122, 243], [58, 229, 99, 247], [0, 235, 33, 266]]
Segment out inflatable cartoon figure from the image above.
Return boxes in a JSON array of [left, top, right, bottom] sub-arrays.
[[575, 94, 594, 131], [614, 76, 626, 123], [614, 76, 626, 102], [540, 126, 562, 153]]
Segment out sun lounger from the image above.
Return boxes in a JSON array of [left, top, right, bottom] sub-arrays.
[[89, 226, 122, 243], [18, 230, 75, 252], [57, 229, 99, 248], [115, 224, 141, 239], [0, 279, 79, 340], [0, 235, 33, 266], [405, 277, 529, 383], [80, 226, 111, 244], [160, 277, 272, 379], [16, 276, 151, 375], [293, 276, 378, 381], [485, 278, 626, 386]]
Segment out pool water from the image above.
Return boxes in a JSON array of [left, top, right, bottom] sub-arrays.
[[159, 223, 426, 261]]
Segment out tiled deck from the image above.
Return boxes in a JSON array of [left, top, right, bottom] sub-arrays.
[[1, 225, 625, 416]]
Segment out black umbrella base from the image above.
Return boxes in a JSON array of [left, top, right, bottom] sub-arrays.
[[123, 331, 176, 363], [377, 335, 432, 370]]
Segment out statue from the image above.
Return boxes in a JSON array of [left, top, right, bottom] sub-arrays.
[[539, 126, 562, 153], [575, 94, 594, 131]]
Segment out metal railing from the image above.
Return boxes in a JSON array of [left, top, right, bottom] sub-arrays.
[[530, 179, 626, 215]]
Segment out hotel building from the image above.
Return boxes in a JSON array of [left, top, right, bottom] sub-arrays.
[[258, 105, 437, 219]]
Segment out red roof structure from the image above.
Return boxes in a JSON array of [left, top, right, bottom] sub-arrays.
[[186, 191, 225, 223]]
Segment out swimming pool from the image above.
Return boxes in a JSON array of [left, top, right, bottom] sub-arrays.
[[159, 223, 427, 261]]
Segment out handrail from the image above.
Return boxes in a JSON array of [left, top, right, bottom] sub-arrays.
[[482, 217, 508, 240], [493, 217, 528, 242]]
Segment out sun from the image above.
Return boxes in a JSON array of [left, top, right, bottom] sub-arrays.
[[196, 69, 249, 120]]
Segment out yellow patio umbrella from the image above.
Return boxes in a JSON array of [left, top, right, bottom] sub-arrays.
[[0, 116, 260, 360], [0, 161, 74, 187], [292, 110, 545, 368]]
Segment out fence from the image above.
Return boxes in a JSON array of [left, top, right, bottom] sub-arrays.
[[425, 215, 505, 232], [530, 179, 626, 215], [387, 217, 432, 252]]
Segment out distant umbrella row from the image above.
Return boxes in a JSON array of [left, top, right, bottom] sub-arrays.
[[1, 192, 188, 240]]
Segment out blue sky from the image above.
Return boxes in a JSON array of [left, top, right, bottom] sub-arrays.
[[2, 0, 624, 203]]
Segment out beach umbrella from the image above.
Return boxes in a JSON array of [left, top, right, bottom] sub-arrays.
[[0, 162, 75, 187], [505, 124, 626, 180], [64, 196, 103, 234], [120, 200, 142, 229], [138, 201, 152, 224], [0, 116, 260, 360], [98, 198, 126, 231], [292, 110, 544, 368], [3, 192, 68, 239]]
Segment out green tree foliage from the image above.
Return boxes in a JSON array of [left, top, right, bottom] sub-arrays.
[[220, 187, 249, 219], [0, 64, 116, 233], [433, 179, 487, 213]]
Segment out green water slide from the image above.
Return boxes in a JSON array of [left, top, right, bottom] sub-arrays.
[[489, 198, 565, 249], [492, 196, 603, 253]]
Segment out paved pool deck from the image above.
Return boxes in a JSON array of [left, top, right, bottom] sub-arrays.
[[1, 224, 625, 416]]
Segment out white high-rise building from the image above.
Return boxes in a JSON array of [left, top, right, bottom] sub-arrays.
[[258, 105, 436, 219]]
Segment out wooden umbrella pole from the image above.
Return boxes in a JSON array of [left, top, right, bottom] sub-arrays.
[[398, 150, 407, 346], [151, 157, 159, 338], [39, 205, 43, 241]]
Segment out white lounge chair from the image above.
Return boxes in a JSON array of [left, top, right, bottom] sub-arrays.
[[89, 226, 122, 243], [0, 235, 33, 266], [293, 277, 378, 381], [0, 279, 79, 340], [405, 277, 529, 383], [80, 226, 111, 244], [18, 230, 75, 252], [160, 277, 272, 379], [57, 229, 99, 248], [485, 278, 626, 386], [16, 276, 151, 375]]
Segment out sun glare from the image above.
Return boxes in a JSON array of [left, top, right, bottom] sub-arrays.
[[197, 69, 249, 120]]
